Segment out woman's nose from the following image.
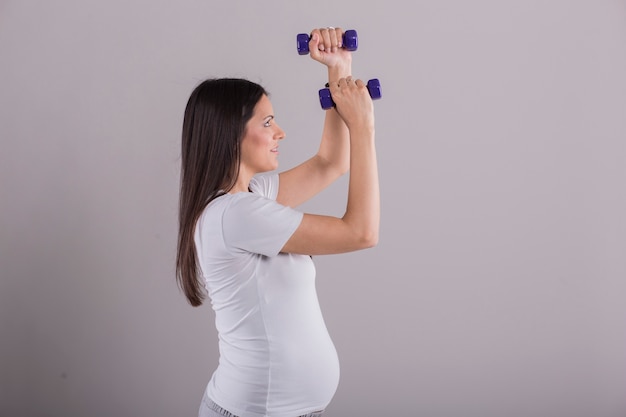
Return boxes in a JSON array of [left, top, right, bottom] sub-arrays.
[[276, 125, 286, 140]]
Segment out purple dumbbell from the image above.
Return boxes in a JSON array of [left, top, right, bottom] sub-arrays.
[[318, 78, 382, 110], [297, 29, 358, 55]]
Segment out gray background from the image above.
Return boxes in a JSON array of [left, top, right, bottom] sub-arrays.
[[1, 1, 625, 416]]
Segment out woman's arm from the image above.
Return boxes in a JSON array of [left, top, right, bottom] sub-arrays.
[[277, 27, 352, 208], [282, 77, 379, 255]]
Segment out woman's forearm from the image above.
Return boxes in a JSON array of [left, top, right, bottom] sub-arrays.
[[343, 126, 379, 246], [317, 64, 352, 175]]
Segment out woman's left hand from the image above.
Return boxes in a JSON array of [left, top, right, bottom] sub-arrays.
[[307, 27, 353, 70]]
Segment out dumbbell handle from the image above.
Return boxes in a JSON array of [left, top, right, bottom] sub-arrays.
[[297, 29, 358, 55], [318, 79, 382, 110]]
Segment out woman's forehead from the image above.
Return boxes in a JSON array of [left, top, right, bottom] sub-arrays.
[[254, 95, 273, 115]]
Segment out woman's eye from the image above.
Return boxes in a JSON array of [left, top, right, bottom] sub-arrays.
[[264, 120, 271, 127]]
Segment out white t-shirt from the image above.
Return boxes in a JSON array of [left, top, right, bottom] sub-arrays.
[[195, 173, 340, 417]]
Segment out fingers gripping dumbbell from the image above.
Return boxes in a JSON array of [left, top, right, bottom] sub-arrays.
[[318, 79, 382, 110], [297, 29, 358, 55]]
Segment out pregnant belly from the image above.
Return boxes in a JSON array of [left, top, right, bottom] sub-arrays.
[[267, 330, 340, 412]]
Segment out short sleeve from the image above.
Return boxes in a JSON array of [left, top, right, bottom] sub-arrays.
[[222, 192, 303, 257]]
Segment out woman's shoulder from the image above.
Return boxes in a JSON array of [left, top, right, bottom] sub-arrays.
[[199, 180, 285, 227], [203, 191, 265, 218], [249, 173, 279, 199]]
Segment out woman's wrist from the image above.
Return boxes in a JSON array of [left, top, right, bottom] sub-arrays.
[[327, 61, 352, 83]]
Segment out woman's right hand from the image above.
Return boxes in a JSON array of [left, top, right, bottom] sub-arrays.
[[329, 77, 375, 132]]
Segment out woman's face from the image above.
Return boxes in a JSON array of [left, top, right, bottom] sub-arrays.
[[240, 94, 285, 175]]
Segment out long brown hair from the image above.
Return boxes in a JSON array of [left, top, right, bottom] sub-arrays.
[[176, 78, 267, 306]]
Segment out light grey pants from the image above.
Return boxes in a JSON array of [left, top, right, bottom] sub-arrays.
[[198, 390, 325, 417]]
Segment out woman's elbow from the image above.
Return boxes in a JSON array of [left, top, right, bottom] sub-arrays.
[[338, 163, 350, 177], [358, 229, 379, 249]]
